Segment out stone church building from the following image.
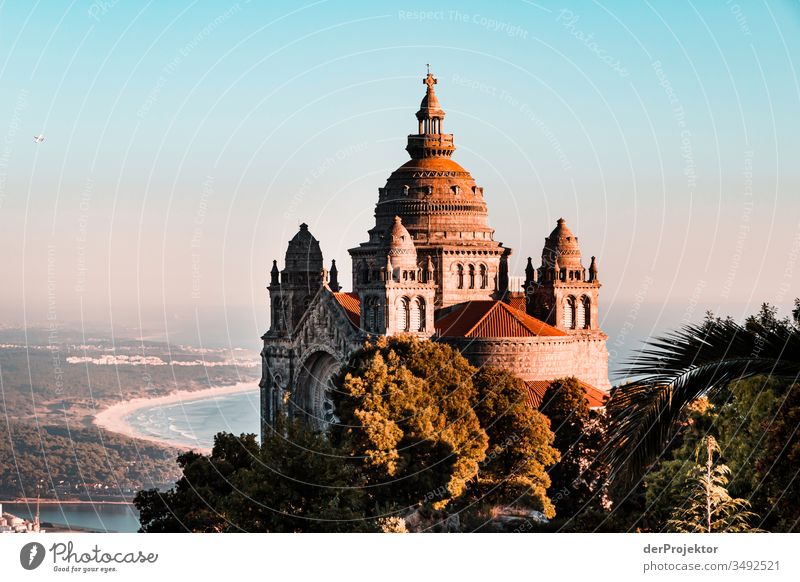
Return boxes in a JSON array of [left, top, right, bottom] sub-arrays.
[[260, 73, 609, 436]]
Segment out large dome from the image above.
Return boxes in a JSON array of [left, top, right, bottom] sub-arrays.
[[368, 74, 495, 248]]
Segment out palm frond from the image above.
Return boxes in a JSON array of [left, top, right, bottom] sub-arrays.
[[603, 319, 800, 483]]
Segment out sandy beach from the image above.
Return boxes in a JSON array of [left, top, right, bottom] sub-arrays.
[[93, 382, 258, 453]]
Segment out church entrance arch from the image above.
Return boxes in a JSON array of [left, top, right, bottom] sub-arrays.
[[293, 350, 341, 431]]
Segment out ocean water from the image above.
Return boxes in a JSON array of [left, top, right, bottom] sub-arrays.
[[124, 389, 261, 450], [3, 502, 140, 533]]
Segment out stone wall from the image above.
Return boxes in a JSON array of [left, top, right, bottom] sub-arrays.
[[447, 332, 610, 391]]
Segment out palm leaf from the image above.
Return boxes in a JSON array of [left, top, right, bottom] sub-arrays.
[[603, 319, 800, 483]]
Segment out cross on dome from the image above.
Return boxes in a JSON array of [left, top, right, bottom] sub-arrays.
[[423, 71, 437, 90]]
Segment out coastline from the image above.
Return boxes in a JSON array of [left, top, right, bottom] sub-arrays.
[[93, 382, 258, 453]]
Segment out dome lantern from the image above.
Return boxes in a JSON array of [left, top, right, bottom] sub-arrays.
[[406, 67, 456, 159], [416, 68, 446, 134]]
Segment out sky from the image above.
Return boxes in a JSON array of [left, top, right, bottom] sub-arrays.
[[0, 0, 799, 359]]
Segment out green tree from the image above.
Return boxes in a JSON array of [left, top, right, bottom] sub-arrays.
[[642, 397, 717, 530], [642, 376, 800, 533], [472, 368, 559, 517], [135, 432, 259, 532], [135, 426, 371, 532], [332, 336, 488, 509], [604, 301, 800, 482], [667, 436, 761, 533], [225, 418, 371, 532], [742, 377, 800, 531], [540, 377, 607, 519]]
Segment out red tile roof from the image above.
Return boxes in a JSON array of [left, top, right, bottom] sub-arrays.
[[332, 292, 360, 328], [522, 379, 608, 409], [435, 300, 566, 338]]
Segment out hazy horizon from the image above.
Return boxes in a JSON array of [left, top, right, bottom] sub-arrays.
[[1, 1, 799, 365]]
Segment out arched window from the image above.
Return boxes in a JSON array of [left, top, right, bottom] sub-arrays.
[[417, 297, 426, 332], [358, 260, 369, 285], [457, 264, 464, 289], [397, 297, 410, 332], [479, 264, 488, 289], [469, 264, 475, 289], [373, 299, 383, 332], [273, 298, 284, 330], [365, 297, 375, 331], [410, 298, 421, 333], [564, 296, 576, 329], [579, 296, 591, 329]]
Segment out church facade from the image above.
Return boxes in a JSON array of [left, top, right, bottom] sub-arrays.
[[260, 73, 610, 437]]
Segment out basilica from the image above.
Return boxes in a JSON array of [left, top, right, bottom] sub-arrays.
[[260, 72, 610, 437]]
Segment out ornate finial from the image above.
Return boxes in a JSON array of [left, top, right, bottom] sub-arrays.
[[270, 259, 280, 286], [329, 259, 341, 291], [426, 63, 430, 75]]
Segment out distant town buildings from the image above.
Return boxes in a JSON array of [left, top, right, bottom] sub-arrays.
[[0, 501, 44, 533]]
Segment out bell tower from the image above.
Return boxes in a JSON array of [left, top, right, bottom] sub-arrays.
[[526, 218, 601, 332], [267, 223, 325, 337], [357, 216, 436, 337]]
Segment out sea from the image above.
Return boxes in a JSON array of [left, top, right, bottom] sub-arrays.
[[124, 389, 261, 450], [2, 502, 141, 533]]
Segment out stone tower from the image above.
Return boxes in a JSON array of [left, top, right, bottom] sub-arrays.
[[267, 223, 325, 337], [357, 216, 437, 336], [526, 218, 601, 332]]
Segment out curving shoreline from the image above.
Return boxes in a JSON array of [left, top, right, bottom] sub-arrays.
[[93, 382, 258, 453]]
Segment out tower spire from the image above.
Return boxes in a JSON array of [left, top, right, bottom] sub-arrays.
[[418, 70, 443, 133], [408, 69, 455, 158]]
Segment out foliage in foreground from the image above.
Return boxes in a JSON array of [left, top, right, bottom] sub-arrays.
[[135, 427, 371, 532], [667, 436, 761, 533], [470, 368, 560, 518], [332, 336, 488, 510], [643, 376, 800, 532], [605, 302, 800, 484], [540, 377, 608, 520], [332, 337, 561, 520]]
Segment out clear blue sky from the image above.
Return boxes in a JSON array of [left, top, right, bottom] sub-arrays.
[[1, 1, 799, 349]]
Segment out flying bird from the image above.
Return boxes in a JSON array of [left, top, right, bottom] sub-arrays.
[[33, 134, 45, 143]]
